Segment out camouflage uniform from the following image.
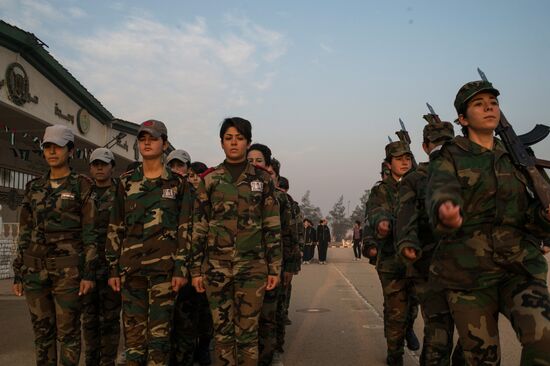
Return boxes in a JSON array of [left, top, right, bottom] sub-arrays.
[[171, 184, 213, 366], [258, 189, 298, 365], [107, 164, 192, 366], [13, 170, 98, 365], [170, 282, 213, 366], [276, 196, 302, 351], [394, 116, 464, 366], [191, 162, 281, 366], [426, 135, 550, 366], [366, 141, 419, 364], [82, 179, 122, 366]]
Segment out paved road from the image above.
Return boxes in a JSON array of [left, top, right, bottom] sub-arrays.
[[1, 248, 548, 365]]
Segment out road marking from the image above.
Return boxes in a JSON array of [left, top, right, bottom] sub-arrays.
[[331, 263, 420, 362]]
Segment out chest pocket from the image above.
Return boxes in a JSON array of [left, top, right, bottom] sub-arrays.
[[124, 200, 144, 237], [160, 197, 179, 230], [59, 190, 80, 212], [210, 187, 227, 216]]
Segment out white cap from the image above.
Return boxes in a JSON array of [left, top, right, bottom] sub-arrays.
[[89, 148, 115, 164], [166, 149, 191, 165], [42, 125, 74, 147]]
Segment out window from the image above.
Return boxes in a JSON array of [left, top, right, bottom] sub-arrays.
[[0, 167, 36, 190]]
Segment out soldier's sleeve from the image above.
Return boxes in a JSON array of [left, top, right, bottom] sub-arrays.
[[263, 179, 282, 276], [80, 178, 98, 281], [367, 184, 392, 240], [13, 182, 33, 284], [190, 179, 210, 278], [174, 180, 192, 278], [426, 147, 464, 235], [282, 197, 300, 273], [106, 179, 125, 278], [395, 173, 422, 260]]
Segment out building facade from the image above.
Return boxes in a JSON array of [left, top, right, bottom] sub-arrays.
[[0, 21, 146, 278]]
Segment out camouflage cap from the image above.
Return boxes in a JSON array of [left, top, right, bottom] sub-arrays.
[[385, 141, 411, 159], [166, 149, 191, 165], [454, 80, 500, 115], [422, 115, 455, 143], [42, 124, 74, 147], [138, 119, 168, 138], [89, 147, 115, 164]]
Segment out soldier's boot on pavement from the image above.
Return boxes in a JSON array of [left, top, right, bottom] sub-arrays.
[[405, 327, 420, 351], [196, 336, 212, 366], [386, 354, 403, 366]]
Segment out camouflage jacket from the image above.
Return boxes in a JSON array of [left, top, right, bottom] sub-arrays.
[[106, 164, 192, 278], [13, 171, 98, 282], [426, 136, 550, 289], [291, 197, 304, 273], [366, 176, 406, 274], [278, 191, 300, 273], [395, 163, 435, 276], [190, 162, 281, 277], [91, 179, 119, 276]]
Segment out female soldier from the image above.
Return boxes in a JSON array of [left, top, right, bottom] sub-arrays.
[[427, 81, 550, 365], [107, 120, 192, 366], [191, 117, 281, 366], [12, 124, 97, 365]]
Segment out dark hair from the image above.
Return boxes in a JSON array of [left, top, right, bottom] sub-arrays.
[[271, 158, 281, 177], [190, 161, 208, 175], [219, 117, 252, 142], [248, 143, 272, 166], [66, 141, 75, 151], [278, 176, 289, 190], [355, 220, 361, 225]]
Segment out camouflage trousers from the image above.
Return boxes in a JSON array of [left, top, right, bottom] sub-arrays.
[[82, 272, 121, 366], [415, 277, 464, 366], [447, 275, 550, 366], [204, 259, 267, 366], [276, 281, 292, 350], [23, 267, 82, 366], [258, 278, 282, 366], [121, 273, 175, 366], [378, 273, 419, 359], [170, 282, 213, 366]]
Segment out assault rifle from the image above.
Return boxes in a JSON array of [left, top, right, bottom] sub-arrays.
[[395, 118, 417, 168], [477, 68, 550, 208]]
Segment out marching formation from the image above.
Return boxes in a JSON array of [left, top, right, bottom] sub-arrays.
[[9, 75, 550, 366], [362, 77, 550, 366]]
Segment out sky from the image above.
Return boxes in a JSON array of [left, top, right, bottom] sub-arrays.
[[1, 0, 550, 215]]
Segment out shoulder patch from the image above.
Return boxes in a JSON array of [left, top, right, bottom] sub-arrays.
[[77, 174, 94, 185], [199, 167, 216, 179], [120, 169, 134, 179]]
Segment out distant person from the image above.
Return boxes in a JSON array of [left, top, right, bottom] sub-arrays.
[[352, 220, 362, 260], [316, 219, 331, 264], [302, 219, 317, 264]]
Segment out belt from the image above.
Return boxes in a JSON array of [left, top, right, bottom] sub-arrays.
[[23, 254, 80, 271]]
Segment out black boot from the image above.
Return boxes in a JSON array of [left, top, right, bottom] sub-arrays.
[[405, 327, 420, 351], [196, 336, 212, 366], [386, 354, 403, 366]]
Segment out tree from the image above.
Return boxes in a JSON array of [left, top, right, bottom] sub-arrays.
[[328, 195, 350, 241], [349, 189, 371, 225], [299, 190, 323, 224]]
